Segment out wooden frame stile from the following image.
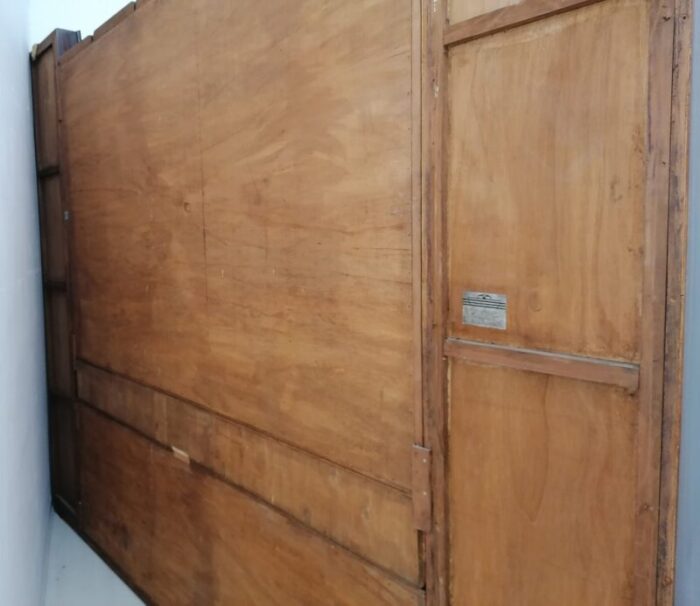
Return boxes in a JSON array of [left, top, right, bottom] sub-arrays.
[[423, 0, 449, 604], [634, 1, 676, 603], [657, 0, 693, 603]]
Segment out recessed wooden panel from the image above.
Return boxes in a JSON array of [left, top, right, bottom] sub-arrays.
[[79, 406, 424, 606], [446, 0, 647, 361], [61, 0, 414, 488], [46, 291, 73, 397], [76, 363, 419, 583], [33, 48, 59, 169], [449, 362, 638, 605], [449, 0, 522, 23], [40, 175, 66, 283], [50, 397, 78, 511]]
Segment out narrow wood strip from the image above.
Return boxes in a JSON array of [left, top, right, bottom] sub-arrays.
[[657, 1, 692, 602], [423, 0, 450, 602], [633, 0, 677, 602], [444, 0, 604, 47], [93, 3, 135, 41], [444, 338, 640, 392]]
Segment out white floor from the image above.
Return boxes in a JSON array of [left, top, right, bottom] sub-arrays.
[[44, 513, 143, 606]]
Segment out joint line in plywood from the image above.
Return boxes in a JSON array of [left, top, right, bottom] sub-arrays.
[[443, 0, 606, 47], [74, 358, 413, 496], [76, 401, 424, 593], [444, 338, 640, 392]]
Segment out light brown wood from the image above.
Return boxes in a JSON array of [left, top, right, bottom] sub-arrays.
[[444, 0, 605, 46], [441, 0, 679, 603], [60, 0, 416, 490], [78, 405, 425, 606], [633, 0, 676, 601], [422, 0, 450, 602], [449, 0, 522, 23], [449, 362, 639, 605], [446, 0, 647, 362], [657, 2, 693, 602], [444, 338, 640, 392], [75, 362, 420, 583]]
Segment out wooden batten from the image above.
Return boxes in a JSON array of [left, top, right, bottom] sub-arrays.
[[444, 0, 606, 46]]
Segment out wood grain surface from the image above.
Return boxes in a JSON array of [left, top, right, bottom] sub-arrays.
[[60, 0, 416, 489], [79, 405, 425, 606], [76, 362, 420, 583]]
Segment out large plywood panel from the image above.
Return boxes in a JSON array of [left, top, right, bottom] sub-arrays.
[[61, 0, 414, 487], [446, 0, 647, 361], [450, 0, 523, 23], [76, 363, 419, 583], [79, 406, 424, 606], [449, 362, 638, 605]]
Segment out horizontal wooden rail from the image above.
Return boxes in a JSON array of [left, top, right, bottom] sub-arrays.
[[444, 338, 640, 392], [444, 0, 605, 47]]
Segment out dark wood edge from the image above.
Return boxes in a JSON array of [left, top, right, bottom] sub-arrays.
[[657, 1, 693, 603], [37, 165, 60, 178], [30, 28, 82, 519], [33, 29, 81, 59], [75, 402, 426, 595], [444, 338, 640, 392], [443, 0, 604, 47], [58, 35, 93, 65], [93, 2, 135, 41]]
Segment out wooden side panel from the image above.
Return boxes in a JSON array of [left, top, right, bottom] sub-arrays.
[[449, 363, 638, 604], [79, 406, 424, 606], [50, 398, 79, 510], [46, 290, 73, 397], [446, 0, 647, 361], [31, 28, 82, 523], [449, 0, 523, 22], [39, 176, 66, 283], [76, 363, 419, 583], [33, 48, 59, 169], [61, 0, 415, 489]]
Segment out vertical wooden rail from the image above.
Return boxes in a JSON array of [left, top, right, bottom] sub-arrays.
[[423, 0, 449, 604], [30, 29, 81, 524]]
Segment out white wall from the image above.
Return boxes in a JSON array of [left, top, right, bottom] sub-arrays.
[[29, 0, 128, 46], [0, 3, 130, 605], [0, 2, 51, 605], [675, 5, 700, 604]]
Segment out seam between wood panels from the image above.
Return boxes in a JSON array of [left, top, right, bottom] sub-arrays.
[[77, 401, 426, 593], [75, 358, 413, 497]]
